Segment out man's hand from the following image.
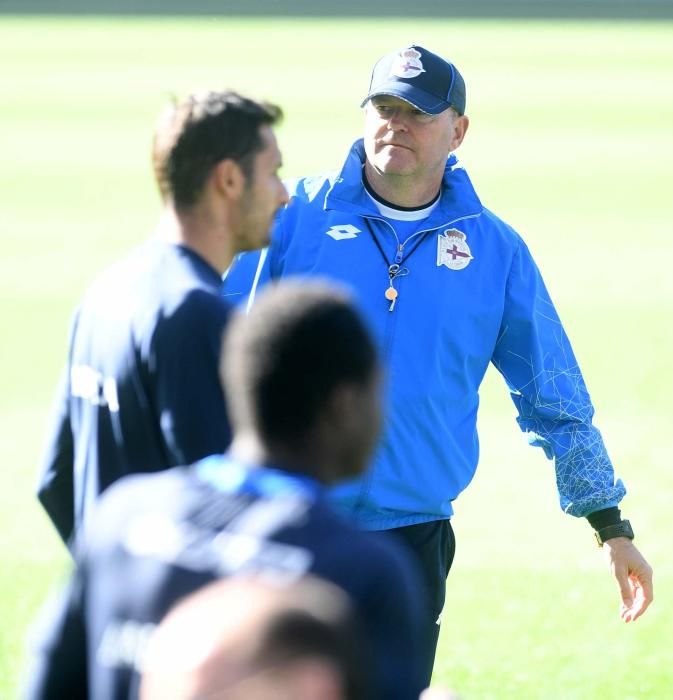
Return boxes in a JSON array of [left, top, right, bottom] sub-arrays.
[[602, 537, 653, 622]]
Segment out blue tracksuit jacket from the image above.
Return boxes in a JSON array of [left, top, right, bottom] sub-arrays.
[[223, 139, 625, 530]]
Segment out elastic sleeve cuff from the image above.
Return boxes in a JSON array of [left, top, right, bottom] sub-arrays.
[[586, 506, 622, 531]]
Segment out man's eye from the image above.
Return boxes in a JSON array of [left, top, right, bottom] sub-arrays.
[[376, 106, 392, 114]]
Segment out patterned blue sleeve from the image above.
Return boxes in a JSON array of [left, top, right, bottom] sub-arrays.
[[492, 238, 626, 516]]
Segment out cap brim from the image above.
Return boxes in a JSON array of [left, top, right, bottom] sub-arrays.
[[360, 82, 450, 115]]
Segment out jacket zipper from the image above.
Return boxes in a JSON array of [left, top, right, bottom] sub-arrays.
[[352, 210, 481, 516]]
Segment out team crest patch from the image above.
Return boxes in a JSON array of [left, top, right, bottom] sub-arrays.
[[390, 47, 426, 79], [437, 229, 473, 270]]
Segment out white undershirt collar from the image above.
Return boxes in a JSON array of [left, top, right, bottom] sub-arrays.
[[362, 167, 440, 221], [364, 188, 439, 221]]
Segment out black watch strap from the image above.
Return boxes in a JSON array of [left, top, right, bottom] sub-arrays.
[[594, 519, 634, 547]]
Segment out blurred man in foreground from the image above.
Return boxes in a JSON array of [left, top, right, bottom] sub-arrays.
[[140, 575, 368, 700], [37, 89, 288, 548], [24, 282, 426, 700]]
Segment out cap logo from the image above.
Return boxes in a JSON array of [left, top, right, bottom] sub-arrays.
[[437, 229, 473, 270], [389, 47, 425, 79]]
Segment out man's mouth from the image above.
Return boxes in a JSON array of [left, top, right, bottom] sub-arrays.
[[379, 142, 411, 151]]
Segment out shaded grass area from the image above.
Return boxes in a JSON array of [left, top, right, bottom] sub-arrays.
[[2, 0, 673, 19], [1, 16, 672, 699]]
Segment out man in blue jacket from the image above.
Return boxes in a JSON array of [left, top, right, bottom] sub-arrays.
[[37, 90, 289, 548], [223, 45, 654, 681]]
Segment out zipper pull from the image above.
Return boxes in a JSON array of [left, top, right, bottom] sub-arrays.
[[394, 245, 404, 264]]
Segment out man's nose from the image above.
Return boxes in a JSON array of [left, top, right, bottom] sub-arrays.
[[385, 109, 408, 130]]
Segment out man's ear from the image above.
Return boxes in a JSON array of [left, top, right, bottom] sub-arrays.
[[450, 115, 469, 152], [320, 384, 358, 425], [212, 159, 246, 200], [310, 384, 352, 450]]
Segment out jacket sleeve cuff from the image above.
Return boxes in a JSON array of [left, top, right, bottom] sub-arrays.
[[586, 506, 622, 530]]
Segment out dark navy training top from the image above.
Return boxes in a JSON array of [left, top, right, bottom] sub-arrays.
[[37, 240, 232, 546], [26, 456, 427, 700]]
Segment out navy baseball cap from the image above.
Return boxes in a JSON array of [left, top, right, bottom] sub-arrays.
[[361, 45, 466, 116]]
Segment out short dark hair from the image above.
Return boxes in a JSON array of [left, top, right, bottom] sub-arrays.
[[152, 90, 282, 209], [222, 282, 378, 447], [141, 576, 370, 700], [257, 603, 369, 700]]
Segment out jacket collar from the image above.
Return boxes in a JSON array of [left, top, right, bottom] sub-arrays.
[[324, 139, 483, 229]]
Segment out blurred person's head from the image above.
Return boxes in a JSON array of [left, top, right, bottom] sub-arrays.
[[222, 281, 381, 484], [152, 90, 288, 270], [140, 576, 370, 700]]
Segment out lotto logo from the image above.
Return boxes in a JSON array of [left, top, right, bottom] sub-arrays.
[[325, 225, 361, 241]]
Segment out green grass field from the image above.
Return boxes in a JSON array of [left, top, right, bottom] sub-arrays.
[[1, 16, 672, 699]]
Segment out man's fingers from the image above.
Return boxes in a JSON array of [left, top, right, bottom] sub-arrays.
[[613, 562, 633, 610], [617, 564, 654, 623], [637, 567, 654, 606], [627, 570, 654, 622], [603, 539, 654, 623]]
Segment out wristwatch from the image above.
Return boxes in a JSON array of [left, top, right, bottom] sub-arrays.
[[594, 519, 634, 547]]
